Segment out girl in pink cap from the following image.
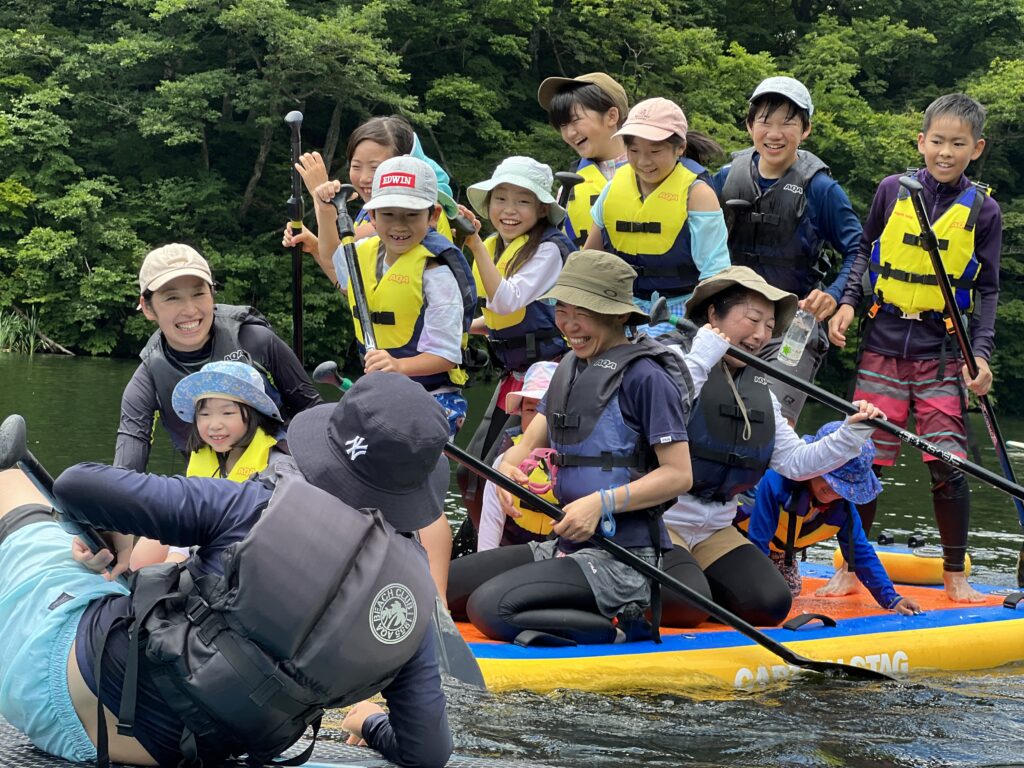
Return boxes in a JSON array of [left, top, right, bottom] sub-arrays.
[[583, 97, 729, 335]]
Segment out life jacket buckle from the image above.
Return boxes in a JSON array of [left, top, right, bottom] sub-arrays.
[[185, 597, 212, 625]]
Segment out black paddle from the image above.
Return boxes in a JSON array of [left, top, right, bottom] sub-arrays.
[[443, 441, 892, 682], [899, 176, 1024, 585], [285, 110, 305, 360], [0, 414, 128, 584], [555, 171, 585, 210], [648, 302, 1024, 505]]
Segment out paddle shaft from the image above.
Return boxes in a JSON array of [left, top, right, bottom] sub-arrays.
[[899, 176, 1024, 585], [331, 185, 377, 351], [673, 318, 1024, 504], [443, 441, 891, 680], [285, 111, 305, 359]]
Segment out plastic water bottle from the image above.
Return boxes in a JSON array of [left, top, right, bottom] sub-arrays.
[[777, 309, 815, 367]]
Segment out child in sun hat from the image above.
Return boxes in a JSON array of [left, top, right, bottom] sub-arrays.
[[537, 72, 631, 246], [737, 421, 922, 615], [476, 360, 559, 551], [455, 157, 575, 530], [582, 97, 729, 335]]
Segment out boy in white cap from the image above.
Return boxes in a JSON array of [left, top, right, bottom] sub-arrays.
[[712, 76, 863, 423]]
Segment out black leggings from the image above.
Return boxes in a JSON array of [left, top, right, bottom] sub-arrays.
[[447, 545, 618, 645], [660, 543, 792, 628]]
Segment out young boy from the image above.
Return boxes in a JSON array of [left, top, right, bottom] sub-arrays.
[[828, 94, 1001, 603], [713, 76, 863, 423], [537, 72, 630, 246], [737, 421, 921, 615]]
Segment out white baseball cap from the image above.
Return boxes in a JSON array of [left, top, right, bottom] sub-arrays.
[[363, 155, 438, 211], [750, 76, 814, 117]]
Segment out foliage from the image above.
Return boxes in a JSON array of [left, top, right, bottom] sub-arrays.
[[0, 0, 1022, 408]]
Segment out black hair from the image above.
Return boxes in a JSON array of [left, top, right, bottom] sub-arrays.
[[923, 94, 986, 141], [622, 131, 723, 167], [345, 115, 415, 163], [484, 188, 551, 277], [691, 284, 768, 326], [746, 93, 811, 131], [186, 398, 280, 477], [547, 83, 625, 129]]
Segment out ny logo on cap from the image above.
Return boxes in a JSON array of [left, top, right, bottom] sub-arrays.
[[345, 435, 369, 460], [379, 173, 415, 189]]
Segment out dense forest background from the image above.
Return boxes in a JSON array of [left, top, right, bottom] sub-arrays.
[[1, 0, 1022, 407]]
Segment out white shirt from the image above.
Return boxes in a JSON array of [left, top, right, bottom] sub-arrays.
[[484, 240, 563, 315]]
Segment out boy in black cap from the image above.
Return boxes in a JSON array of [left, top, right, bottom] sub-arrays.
[[0, 373, 452, 768]]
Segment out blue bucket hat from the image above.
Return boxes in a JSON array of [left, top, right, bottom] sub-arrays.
[[803, 421, 882, 505], [172, 361, 282, 423]]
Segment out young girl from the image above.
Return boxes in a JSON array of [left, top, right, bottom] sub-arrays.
[[537, 72, 630, 246], [736, 421, 921, 615], [284, 115, 458, 285], [448, 250, 694, 646], [477, 360, 559, 551], [583, 97, 729, 334], [455, 157, 575, 529], [131, 360, 286, 569]]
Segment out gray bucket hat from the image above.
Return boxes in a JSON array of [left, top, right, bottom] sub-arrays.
[[684, 265, 799, 337], [541, 249, 648, 326], [287, 372, 450, 533], [467, 156, 566, 225]]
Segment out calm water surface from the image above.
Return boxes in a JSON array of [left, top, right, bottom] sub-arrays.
[[3, 352, 1023, 767]]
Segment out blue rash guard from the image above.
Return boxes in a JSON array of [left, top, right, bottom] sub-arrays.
[[55, 463, 452, 768], [744, 470, 902, 610]]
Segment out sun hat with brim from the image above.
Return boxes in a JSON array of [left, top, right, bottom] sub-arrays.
[[505, 360, 559, 415], [139, 243, 214, 294], [467, 156, 566, 226], [803, 421, 882, 505], [537, 72, 629, 119], [684, 265, 798, 337], [363, 155, 438, 212], [287, 371, 450, 533], [171, 360, 282, 424], [614, 97, 688, 143], [541, 249, 649, 326]]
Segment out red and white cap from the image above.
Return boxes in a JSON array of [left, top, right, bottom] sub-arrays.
[[363, 155, 438, 211]]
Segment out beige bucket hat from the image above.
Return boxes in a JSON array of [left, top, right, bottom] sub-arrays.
[[684, 266, 799, 336], [541, 250, 648, 326]]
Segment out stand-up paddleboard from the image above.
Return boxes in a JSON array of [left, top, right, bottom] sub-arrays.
[[833, 541, 971, 586]]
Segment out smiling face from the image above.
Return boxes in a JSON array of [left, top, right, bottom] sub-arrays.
[[559, 105, 621, 161], [370, 206, 435, 258], [554, 302, 628, 361], [707, 292, 776, 367], [195, 397, 248, 454], [625, 136, 684, 196], [349, 140, 395, 203], [917, 115, 985, 185], [747, 102, 812, 179], [488, 183, 547, 243], [141, 275, 215, 352]]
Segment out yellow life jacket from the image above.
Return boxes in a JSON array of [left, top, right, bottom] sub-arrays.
[[766, 502, 842, 553], [564, 160, 609, 246], [186, 427, 278, 482], [473, 234, 529, 331], [508, 435, 556, 536], [348, 236, 469, 388], [870, 182, 988, 316]]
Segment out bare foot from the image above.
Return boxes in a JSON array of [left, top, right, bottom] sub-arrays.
[[943, 571, 986, 603], [815, 563, 862, 597]]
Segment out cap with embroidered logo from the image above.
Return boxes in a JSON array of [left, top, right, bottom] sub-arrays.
[[287, 371, 450, 532], [363, 155, 438, 212]]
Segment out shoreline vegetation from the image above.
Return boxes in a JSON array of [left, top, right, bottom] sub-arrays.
[[0, 1, 1021, 408]]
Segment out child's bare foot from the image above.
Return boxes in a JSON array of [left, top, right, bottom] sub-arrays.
[[815, 563, 862, 597], [943, 571, 986, 603]]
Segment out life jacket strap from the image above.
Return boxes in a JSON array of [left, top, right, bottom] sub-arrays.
[[552, 451, 645, 471], [615, 220, 662, 234], [369, 311, 395, 325]]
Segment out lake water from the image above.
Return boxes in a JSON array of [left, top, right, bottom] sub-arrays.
[[2, 352, 1023, 766]]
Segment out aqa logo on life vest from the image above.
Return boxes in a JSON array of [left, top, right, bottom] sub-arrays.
[[783, 183, 804, 195], [593, 358, 617, 370], [379, 172, 415, 189], [369, 583, 417, 645], [387, 273, 410, 284]]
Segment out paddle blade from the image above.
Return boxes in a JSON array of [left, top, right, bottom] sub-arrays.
[[433, 597, 486, 689], [802, 660, 893, 681], [0, 414, 27, 470]]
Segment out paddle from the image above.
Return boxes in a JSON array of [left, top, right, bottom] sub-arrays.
[[648, 301, 1024, 505], [285, 110, 305, 359], [443, 441, 892, 681], [0, 414, 128, 585], [899, 175, 1024, 586], [311, 191, 489, 689]]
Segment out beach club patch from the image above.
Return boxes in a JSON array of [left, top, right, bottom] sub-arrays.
[[379, 172, 416, 190], [369, 583, 417, 644]]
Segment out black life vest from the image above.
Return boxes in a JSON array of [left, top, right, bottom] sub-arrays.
[[115, 458, 435, 765]]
